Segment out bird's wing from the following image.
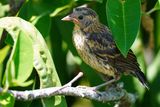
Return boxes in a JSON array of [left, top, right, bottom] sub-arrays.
[[85, 28, 120, 61], [85, 27, 140, 72], [84, 26, 149, 88]]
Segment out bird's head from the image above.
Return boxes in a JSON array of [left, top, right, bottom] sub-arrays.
[[62, 7, 99, 29]]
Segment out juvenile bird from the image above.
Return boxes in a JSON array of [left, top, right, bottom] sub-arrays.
[[62, 7, 149, 89]]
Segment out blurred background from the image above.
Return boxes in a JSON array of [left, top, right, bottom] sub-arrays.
[[0, 0, 160, 107]]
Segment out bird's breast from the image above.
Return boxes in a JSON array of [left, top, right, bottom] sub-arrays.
[[73, 30, 85, 50], [72, 29, 115, 77], [73, 29, 93, 65]]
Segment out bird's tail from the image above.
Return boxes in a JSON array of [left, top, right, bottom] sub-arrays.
[[135, 71, 149, 90]]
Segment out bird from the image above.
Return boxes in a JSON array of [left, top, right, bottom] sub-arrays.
[[62, 7, 149, 89]]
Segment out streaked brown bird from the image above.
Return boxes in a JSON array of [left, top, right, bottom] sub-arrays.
[[62, 7, 149, 89]]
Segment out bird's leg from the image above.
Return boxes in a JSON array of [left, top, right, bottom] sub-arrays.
[[92, 74, 121, 90], [77, 74, 120, 91], [76, 78, 116, 91], [91, 78, 116, 90]]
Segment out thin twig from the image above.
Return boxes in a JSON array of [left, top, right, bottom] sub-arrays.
[[64, 72, 83, 87], [0, 72, 136, 107]]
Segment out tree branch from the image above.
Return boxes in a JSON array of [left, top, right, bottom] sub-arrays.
[[0, 72, 136, 107]]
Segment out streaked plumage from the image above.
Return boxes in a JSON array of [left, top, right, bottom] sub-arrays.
[[62, 7, 149, 89]]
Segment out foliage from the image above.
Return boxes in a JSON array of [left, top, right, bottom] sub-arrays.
[[106, 0, 141, 56], [0, 0, 160, 107]]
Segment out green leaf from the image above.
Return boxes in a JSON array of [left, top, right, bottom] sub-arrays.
[[13, 31, 34, 85], [50, 5, 71, 17], [93, 0, 103, 3], [5, 34, 14, 46], [0, 64, 2, 87], [32, 13, 51, 37], [154, 2, 160, 10], [146, 2, 160, 15], [106, 0, 141, 56], [0, 45, 10, 64], [0, 17, 67, 107], [0, 92, 15, 107], [75, 0, 103, 3], [3, 30, 34, 87]]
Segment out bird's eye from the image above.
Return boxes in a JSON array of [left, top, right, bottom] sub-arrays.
[[78, 15, 83, 20]]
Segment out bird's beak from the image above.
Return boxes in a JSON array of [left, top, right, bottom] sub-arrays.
[[61, 15, 79, 24], [61, 15, 72, 21]]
